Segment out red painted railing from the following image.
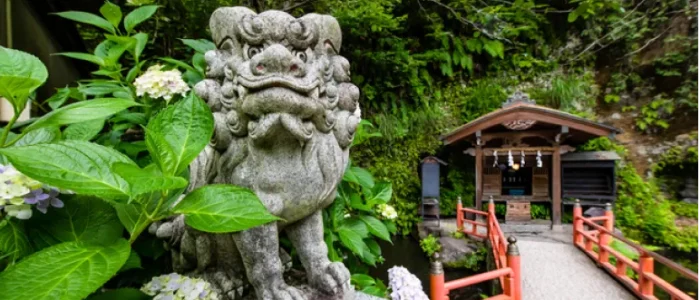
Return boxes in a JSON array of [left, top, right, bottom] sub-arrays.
[[573, 200, 698, 300], [430, 198, 522, 300]]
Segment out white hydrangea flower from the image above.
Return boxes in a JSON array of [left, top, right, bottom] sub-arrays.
[[134, 65, 190, 101], [142, 273, 220, 300], [388, 266, 429, 300], [377, 204, 398, 220]]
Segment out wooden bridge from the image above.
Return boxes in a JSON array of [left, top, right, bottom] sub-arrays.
[[429, 199, 698, 300]]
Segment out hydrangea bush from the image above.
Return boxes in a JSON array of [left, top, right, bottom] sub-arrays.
[[142, 273, 220, 300], [388, 266, 429, 300]]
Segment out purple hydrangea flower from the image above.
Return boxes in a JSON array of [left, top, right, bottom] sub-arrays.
[[24, 189, 49, 205], [26, 188, 63, 214]]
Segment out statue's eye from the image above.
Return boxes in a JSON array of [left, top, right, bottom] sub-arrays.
[[247, 46, 262, 58], [294, 50, 307, 63]]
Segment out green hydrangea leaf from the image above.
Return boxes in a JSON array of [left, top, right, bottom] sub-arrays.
[[26, 98, 138, 132], [124, 5, 158, 33], [0, 141, 135, 201], [64, 119, 105, 141], [0, 219, 32, 262], [173, 184, 279, 233], [99, 1, 122, 28], [145, 92, 213, 176], [111, 162, 188, 196], [0, 46, 48, 110], [337, 227, 365, 257], [13, 126, 61, 146], [27, 196, 123, 250], [53, 11, 116, 34], [358, 215, 391, 242], [0, 239, 130, 300]]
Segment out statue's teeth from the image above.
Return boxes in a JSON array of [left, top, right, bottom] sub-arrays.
[[310, 87, 319, 100], [237, 85, 248, 99]]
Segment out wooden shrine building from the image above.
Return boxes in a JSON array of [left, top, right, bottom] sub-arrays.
[[441, 91, 621, 226]]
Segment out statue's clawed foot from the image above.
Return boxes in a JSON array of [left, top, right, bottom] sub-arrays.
[[260, 282, 306, 300], [309, 261, 351, 295]]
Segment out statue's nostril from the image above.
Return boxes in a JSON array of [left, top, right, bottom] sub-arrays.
[[290, 64, 299, 72], [256, 63, 265, 71]]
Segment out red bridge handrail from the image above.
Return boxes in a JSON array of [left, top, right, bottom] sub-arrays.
[[573, 200, 697, 300], [430, 198, 522, 300]]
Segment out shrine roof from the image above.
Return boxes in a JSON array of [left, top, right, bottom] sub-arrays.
[[441, 91, 621, 145]]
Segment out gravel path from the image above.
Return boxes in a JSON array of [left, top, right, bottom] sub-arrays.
[[516, 236, 635, 300]]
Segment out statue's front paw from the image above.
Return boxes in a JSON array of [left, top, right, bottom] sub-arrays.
[[311, 262, 351, 295], [263, 283, 306, 300]]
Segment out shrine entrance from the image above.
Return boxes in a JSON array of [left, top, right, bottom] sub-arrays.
[[441, 91, 621, 226]]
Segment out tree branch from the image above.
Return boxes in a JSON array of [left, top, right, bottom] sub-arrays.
[[623, 25, 674, 58], [423, 0, 512, 44], [283, 0, 314, 12]]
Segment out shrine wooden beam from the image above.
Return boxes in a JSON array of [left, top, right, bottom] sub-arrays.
[[481, 130, 559, 144], [464, 145, 575, 156]]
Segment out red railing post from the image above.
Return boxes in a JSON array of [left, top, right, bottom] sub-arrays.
[[506, 236, 522, 300], [430, 253, 447, 300], [598, 203, 613, 265], [488, 196, 495, 215], [573, 199, 582, 245], [456, 197, 464, 231], [638, 253, 655, 296]]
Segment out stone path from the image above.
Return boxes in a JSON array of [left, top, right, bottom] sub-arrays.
[[516, 232, 635, 300], [426, 219, 635, 300]]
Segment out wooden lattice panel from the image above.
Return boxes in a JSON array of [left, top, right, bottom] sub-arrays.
[[532, 167, 549, 197], [483, 167, 502, 196], [506, 201, 531, 222]]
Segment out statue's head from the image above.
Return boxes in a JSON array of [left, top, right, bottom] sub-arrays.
[[195, 7, 359, 148]]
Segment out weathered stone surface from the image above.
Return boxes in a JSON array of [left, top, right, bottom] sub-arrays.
[[680, 178, 700, 198], [439, 236, 479, 267], [153, 6, 362, 300]]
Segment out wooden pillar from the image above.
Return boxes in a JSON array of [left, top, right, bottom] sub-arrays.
[[552, 144, 562, 225], [475, 145, 483, 212]]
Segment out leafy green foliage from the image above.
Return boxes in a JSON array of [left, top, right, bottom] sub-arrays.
[[0, 47, 48, 111], [324, 165, 396, 272], [0, 239, 131, 300], [173, 185, 279, 233], [145, 93, 213, 176], [419, 234, 441, 258], [351, 274, 387, 298], [530, 203, 550, 220], [635, 97, 674, 133], [652, 139, 698, 178]]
